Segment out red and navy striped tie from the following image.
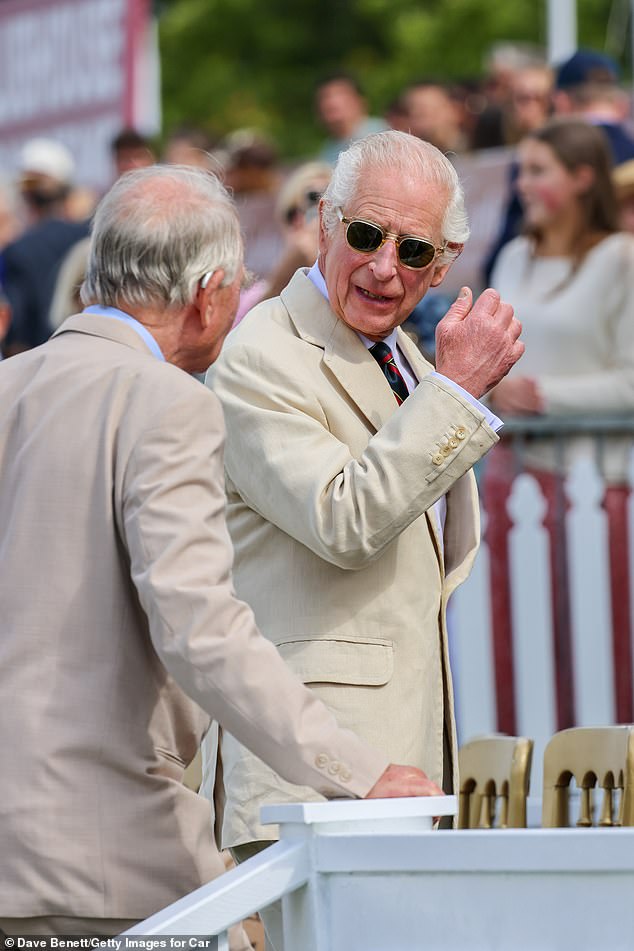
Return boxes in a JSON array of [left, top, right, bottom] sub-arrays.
[[370, 341, 409, 405]]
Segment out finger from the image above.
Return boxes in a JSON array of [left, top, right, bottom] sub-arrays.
[[441, 286, 472, 322], [419, 778, 444, 797], [510, 316, 522, 341], [471, 287, 501, 318]]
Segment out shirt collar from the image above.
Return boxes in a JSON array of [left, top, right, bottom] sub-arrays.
[[306, 261, 398, 353], [83, 305, 165, 361], [307, 260, 328, 299]]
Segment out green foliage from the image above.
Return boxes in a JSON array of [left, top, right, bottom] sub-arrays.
[[157, 0, 617, 160]]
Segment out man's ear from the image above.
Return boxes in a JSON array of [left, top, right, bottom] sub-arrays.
[[430, 244, 463, 287], [197, 269, 225, 325], [430, 264, 451, 287]]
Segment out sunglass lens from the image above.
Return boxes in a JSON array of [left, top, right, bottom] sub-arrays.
[[399, 238, 435, 268], [346, 220, 383, 253]]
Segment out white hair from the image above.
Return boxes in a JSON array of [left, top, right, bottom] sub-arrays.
[[81, 164, 242, 311], [321, 130, 469, 263]]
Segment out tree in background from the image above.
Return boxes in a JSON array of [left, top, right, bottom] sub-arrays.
[[157, 0, 620, 160]]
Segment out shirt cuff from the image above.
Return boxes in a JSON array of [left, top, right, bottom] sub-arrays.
[[429, 371, 504, 433]]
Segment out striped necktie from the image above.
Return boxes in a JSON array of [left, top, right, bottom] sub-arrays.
[[369, 341, 409, 405]]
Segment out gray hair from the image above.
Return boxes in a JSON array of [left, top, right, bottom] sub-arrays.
[[321, 130, 469, 263], [81, 164, 242, 311]]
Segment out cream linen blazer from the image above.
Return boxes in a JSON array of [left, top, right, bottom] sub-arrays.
[[205, 270, 499, 846], [0, 314, 387, 920]]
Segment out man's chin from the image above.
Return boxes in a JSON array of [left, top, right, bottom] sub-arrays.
[[344, 312, 400, 341]]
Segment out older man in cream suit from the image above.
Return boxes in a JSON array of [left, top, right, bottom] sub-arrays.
[[0, 164, 438, 942], [205, 132, 524, 947]]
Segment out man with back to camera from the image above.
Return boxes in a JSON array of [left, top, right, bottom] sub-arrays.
[[0, 163, 440, 941], [203, 130, 524, 949]]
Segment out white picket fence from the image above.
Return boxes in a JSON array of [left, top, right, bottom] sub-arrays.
[[451, 419, 634, 793]]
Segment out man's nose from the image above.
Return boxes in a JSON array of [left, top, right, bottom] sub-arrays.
[[368, 239, 398, 279]]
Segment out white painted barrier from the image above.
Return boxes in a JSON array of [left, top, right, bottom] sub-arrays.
[[124, 797, 634, 951]]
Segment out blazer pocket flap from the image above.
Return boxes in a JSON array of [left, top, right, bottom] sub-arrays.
[[277, 637, 393, 686]]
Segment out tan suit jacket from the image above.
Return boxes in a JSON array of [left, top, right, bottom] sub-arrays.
[[0, 313, 387, 920], [205, 270, 499, 846]]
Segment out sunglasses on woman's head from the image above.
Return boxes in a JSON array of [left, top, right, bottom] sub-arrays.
[[337, 208, 446, 270], [284, 190, 324, 225]]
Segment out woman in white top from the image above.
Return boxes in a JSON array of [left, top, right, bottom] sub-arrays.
[[484, 117, 634, 730]]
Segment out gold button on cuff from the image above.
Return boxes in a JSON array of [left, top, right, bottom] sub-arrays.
[[432, 453, 443, 466], [448, 436, 459, 449], [441, 444, 452, 457], [455, 427, 466, 440], [315, 753, 329, 768]]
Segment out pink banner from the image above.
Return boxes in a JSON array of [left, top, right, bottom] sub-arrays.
[[0, 0, 153, 190]]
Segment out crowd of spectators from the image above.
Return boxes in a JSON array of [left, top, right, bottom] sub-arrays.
[[0, 43, 634, 384], [2, 43, 634, 369]]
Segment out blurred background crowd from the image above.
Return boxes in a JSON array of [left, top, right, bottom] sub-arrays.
[[3, 0, 634, 366]]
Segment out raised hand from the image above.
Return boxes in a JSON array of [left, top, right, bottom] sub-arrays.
[[435, 286, 524, 399]]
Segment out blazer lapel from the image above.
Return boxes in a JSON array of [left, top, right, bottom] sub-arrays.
[[324, 320, 399, 430], [282, 270, 398, 432], [282, 271, 446, 561], [396, 326, 435, 384]]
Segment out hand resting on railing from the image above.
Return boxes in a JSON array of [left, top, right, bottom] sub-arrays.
[[365, 763, 444, 798]]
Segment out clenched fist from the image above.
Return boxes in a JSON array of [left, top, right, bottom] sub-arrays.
[[435, 286, 524, 398]]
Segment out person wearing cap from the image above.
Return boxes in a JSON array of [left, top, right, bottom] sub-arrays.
[[553, 48, 634, 164], [203, 130, 523, 951], [2, 138, 89, 355]]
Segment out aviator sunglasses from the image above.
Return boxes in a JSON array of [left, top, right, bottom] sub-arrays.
[[337, 207, 446, 270]]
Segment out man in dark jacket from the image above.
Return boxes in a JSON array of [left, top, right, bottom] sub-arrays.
[[2, 138, 89, 354]]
